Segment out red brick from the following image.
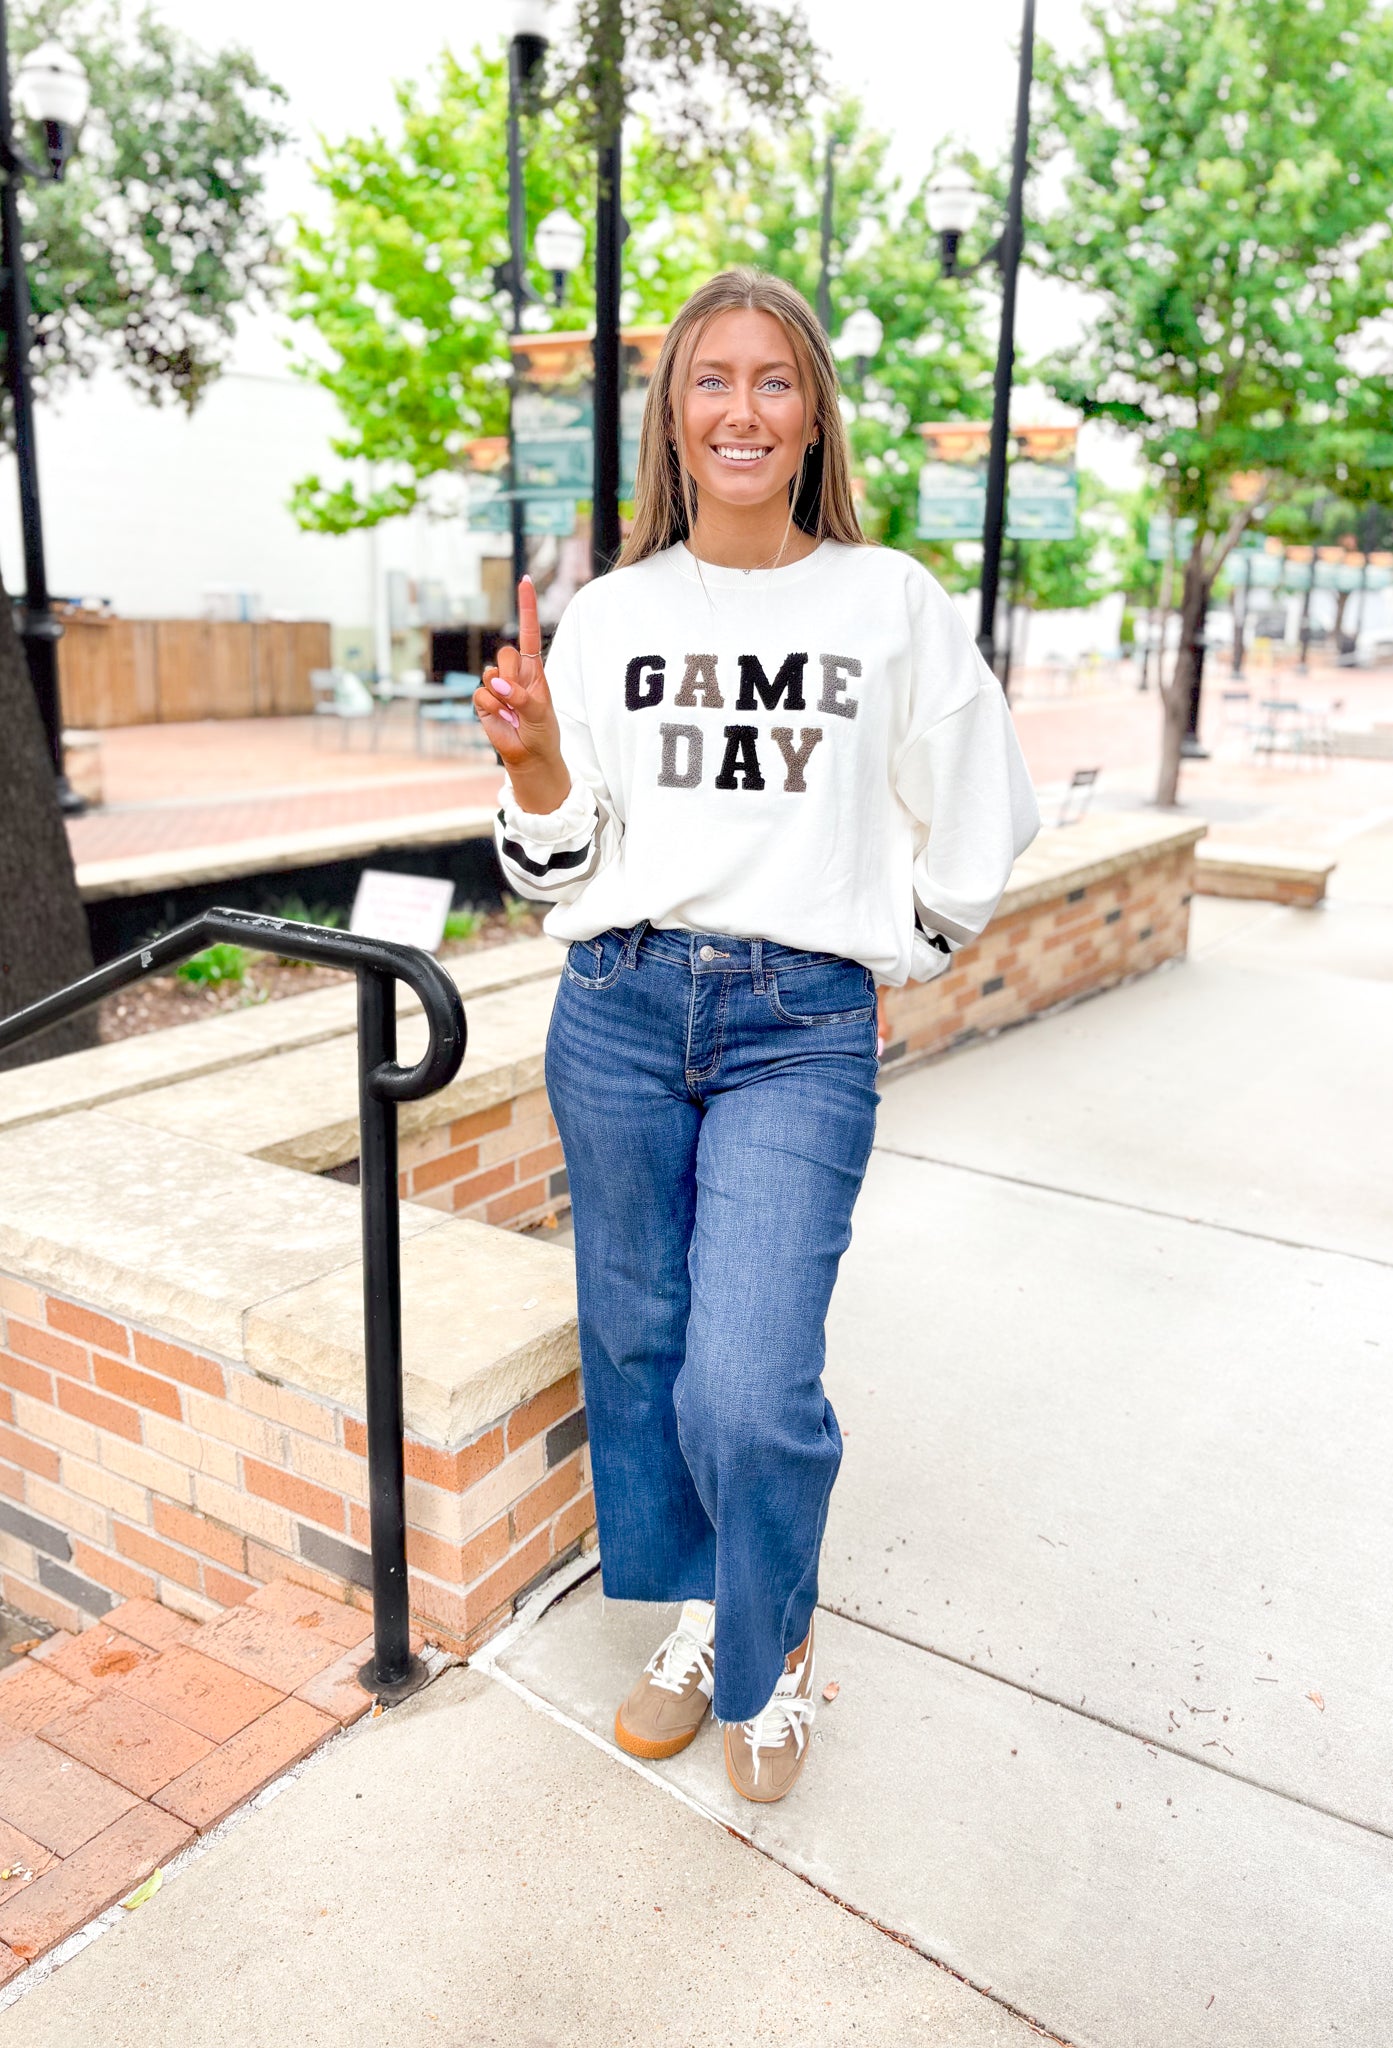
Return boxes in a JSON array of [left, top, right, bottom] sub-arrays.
[[293, 1647, 375, 1725], [39, 1687, 214, 1800], [0, 1353, 54, 1404], [402, 1425, 504, 1494], [0, 1659, 93, 1733], [0, 1390, 11, 1424], [244, 1580, 372, 1649], [194, 1603, 344, 1692], [506, 1373, 582, 1453], [202, 1565, 258, 1608], [510, 1452, 585, 1543], [7, 1323, 88, 1380], [151, 1499, 246, 1574], [102, 1598, 198, 1654], [154, 1696, 336, 1830], [245, 1541, 371, 1615], [485, 1180, 548, 1225], [43, 1625, 159, 1693], [406, 1514, 510, 1587], [0, 1424, 58, 1482], [92, 1354, 183, 1420], [0, 1463, 20, 1501], [0, 1821, 56, 1907], [47, 1301, 129, 1358], [131, 1333, 226, 1399], [551, 1489, 596, 1555], [517, 1139, 565, 1181], [0, 1732, 138, 1855], [349, 1499, 370, 1549], [410, 1143, 480, 1195], [342, 1416, 366, 1457], [243, 1459, 345, 1533], [70, 1542, 157, 1607], [4, 1577, 80, 1634], [57, 1379, 141, 1442], [113, 1523, 201, 1592], [463, 1529, 551, 1630], [449, 1102, 510, 1143], [118, 1645, 282, 1743], [449, 1160, 515, 1210], [0, 1803, 191, 1962]]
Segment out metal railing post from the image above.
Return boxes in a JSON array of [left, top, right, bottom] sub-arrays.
[[0, 908, 466, 1707], [355, 965, 422, 1700]]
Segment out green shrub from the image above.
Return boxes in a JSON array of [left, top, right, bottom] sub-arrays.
[[444, 906, 485, 943], [263, 895, 344, 929], [176, 943, 249, 987], [502, 894, 535, 930]]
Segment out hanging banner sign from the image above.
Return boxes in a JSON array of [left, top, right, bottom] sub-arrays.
[[1146, 515, 1197, 561], [915, 423, 1078, 542], [506, 326, 666, 501], [465, 485, 577, 537]]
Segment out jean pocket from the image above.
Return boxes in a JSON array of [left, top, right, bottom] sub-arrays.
[[767, 961, 877, 1027], [563, 930, 626, 990]]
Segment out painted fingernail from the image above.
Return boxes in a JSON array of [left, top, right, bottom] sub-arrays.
[[493, 677, 512, 697], [499, 707, 520, 729]]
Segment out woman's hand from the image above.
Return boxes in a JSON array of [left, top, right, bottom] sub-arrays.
[[474, 575, 573, 815]]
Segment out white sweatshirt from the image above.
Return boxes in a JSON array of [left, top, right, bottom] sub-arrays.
[[494, 539, 1040, 986]]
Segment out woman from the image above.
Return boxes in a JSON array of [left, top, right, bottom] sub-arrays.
[[475, 269, 1039, 1804]]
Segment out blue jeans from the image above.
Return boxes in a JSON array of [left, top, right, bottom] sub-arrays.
[[545, 922, 880, 1722]]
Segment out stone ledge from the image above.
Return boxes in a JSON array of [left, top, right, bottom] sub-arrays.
[[997, 813, 1207, 919], [0, 936, 565, 1138], [1194, 845, 1336, 907], [75, 804, 498, 901]]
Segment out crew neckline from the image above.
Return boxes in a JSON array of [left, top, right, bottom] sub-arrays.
[[670, 538, 833, 589]]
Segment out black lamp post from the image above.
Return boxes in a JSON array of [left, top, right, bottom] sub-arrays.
[[495, 2, 550, 618], [925, 0, 1036, 684], [816, 134, 837, 334], [0, 23, 89, 814]]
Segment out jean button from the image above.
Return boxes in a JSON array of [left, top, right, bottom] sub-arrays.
[[699, 944, 716, 961]]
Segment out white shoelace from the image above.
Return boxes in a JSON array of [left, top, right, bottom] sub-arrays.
[[738, 1646, 815, 1785], [645, 1613, 715, 1699]]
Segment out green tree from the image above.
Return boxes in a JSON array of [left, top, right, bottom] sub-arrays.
[[1001, 472, 1120, 674], [16, 0, 289, 411], [1030, 0, 1393, 804], [1, 3, 288, 1054]]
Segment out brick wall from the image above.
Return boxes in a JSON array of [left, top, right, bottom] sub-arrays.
[[398, 1087, 568, 1229], [0, 1276, 593, 1657], [880, 841, 1194, 1071]]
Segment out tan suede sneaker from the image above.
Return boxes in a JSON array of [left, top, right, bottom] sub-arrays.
[[613, 1599, 716, 1760], [723, 1616, 817, 1803]]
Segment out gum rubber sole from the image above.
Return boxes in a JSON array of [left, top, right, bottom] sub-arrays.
[[613, 1706, 704, 1760]]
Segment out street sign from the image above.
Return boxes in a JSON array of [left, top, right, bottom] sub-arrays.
[[916, 422, 1078, 542], [466, 493, 577, 537], [350, 870, 455, 953], [1146, 516, 1196, 561]]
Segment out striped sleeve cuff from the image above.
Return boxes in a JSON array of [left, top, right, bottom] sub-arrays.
[[497, 779, 599, 882]]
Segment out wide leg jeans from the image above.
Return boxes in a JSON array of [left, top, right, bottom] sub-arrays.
[[545, 922, 880, 1723]]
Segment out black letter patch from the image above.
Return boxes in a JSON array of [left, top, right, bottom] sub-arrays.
[[714, 725, 766, 790], [735, 652, 807, 712], [625, 655, 666, 710]]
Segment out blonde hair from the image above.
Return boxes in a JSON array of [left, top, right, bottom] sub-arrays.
[[618, 268, 866, 569]]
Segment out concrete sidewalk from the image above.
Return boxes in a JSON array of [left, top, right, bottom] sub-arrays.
[[10, 822, 1392, 2044]]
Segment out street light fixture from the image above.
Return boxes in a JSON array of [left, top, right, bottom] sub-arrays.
[[498, 0, 550, 612], [534, 207, 584, 309], [1, 15, 90, 814], [835, 307, 883, 386], [930, 0, 1036, 683]]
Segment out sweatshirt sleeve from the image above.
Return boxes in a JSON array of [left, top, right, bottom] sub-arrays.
[[893, 573, 1041, 983], [493, 601, 625, 904]]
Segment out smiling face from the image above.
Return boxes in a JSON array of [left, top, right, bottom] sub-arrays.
[[677, 307, 817, 515]]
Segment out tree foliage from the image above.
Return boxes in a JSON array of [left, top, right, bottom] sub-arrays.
[[1029, 0, 1393, 798], [11, 0, 289, 415]]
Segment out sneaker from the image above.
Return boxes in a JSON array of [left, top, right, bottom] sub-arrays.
[[723, 1617, 817, 1804], [613, 1599, 716, 1760]]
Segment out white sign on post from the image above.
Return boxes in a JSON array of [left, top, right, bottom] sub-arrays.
[[350, 869, 456, 953]]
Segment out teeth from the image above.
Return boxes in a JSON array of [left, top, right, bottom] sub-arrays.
[[713, 446, 771, 463]]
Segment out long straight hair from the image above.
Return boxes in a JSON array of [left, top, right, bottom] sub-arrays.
[[618, 269, 865, 569]]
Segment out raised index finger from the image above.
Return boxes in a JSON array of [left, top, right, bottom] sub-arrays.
[[517, 575, 541, 661]]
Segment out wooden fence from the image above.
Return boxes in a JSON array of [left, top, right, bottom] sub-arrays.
[[56, 617, 333, 728]]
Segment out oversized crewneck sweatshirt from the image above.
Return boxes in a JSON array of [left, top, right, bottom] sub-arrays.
[[494, 539, 1041, 986]]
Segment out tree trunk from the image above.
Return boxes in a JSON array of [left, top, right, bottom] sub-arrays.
[[1155, 546, 1210, 808], [0, 574, 97, 1069]]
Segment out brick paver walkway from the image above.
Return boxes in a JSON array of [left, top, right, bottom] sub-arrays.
[[0, 1582, 389, 1977]]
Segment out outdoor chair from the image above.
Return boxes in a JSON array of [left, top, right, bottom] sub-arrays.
[[311, 667, 379, 748], [419, 672, 486, 754]]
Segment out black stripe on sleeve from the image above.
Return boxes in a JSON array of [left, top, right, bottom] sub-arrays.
[[497, 810, 596, 880]]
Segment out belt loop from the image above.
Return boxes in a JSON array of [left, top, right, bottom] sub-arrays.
[[751, 938, 765, 994], [622, 918, 649, 969]]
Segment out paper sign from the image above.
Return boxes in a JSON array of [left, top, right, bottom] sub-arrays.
[[350, 870, 456, 953]]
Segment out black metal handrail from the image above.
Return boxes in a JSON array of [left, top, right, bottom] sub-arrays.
[[0, 907, 467, 1703]]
